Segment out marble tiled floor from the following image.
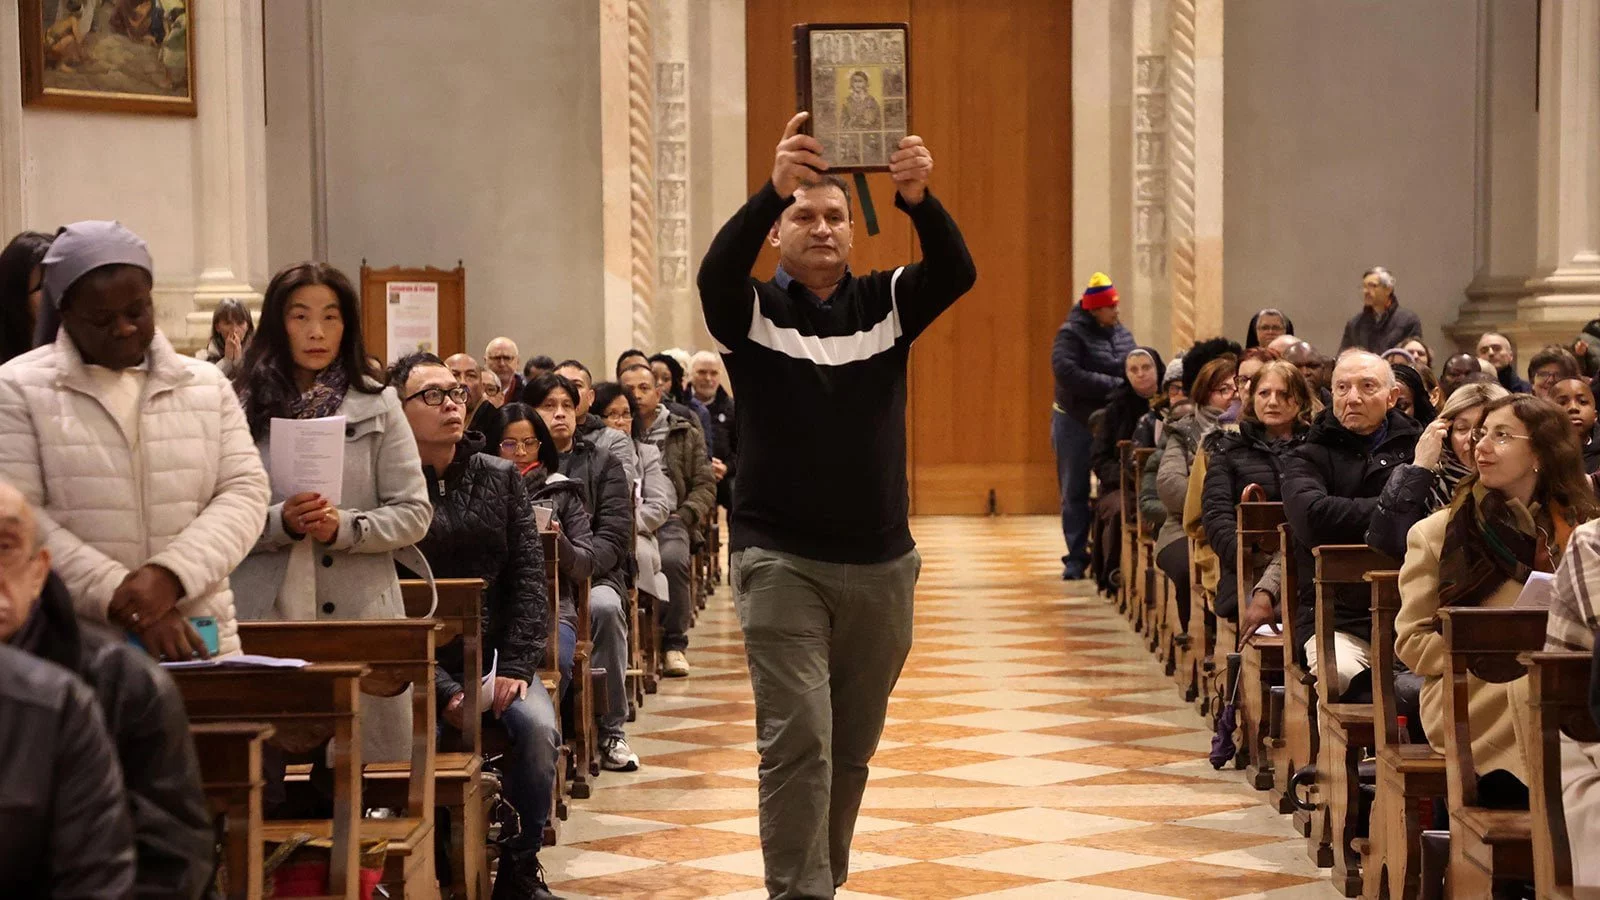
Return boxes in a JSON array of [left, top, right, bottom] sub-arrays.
[[544, 516, 1333, 899]]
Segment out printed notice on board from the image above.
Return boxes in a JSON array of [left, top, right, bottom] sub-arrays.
[[385, 281, 439, 363]]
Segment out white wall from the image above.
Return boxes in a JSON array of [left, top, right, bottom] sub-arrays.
[[1224, 0, 1479, 355], [273, 1, 608, 372]]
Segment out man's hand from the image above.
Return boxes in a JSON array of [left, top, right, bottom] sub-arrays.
[[1240, 590, 1279, 640], [711, 458, 727, 482], [442, 692, 467, 731], [137, 609, 210, 662], [889, 135, 933, 205], [491, 676, 529, 718], [772, 112, 827, 198], [108, 564, 183, 632]]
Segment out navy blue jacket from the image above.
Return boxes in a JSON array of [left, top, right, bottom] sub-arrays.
[[1052, 304, 1136, 422]]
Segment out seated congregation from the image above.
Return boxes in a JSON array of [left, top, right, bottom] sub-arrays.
[[1061, 267, 1600, 898], [0, 222, 734, 898]]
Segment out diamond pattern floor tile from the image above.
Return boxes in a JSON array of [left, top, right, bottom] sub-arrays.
[[544, 516, 1316, 899]]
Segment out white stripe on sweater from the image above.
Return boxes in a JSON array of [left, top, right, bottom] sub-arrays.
[[742, 267, 905, 366]]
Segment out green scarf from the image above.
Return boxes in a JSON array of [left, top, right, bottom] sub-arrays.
[[1438, 482, 1566, 608]]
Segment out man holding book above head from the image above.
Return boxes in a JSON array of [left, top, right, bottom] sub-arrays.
[[697, 110, 976, 899]]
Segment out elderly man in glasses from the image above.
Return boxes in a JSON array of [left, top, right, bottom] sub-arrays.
[[1281, 350, 1421, 694], [390, 352, 562, 899]]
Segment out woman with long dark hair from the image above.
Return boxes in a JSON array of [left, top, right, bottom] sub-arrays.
[[1397, 395, 1600, 806], [0, 230, 53, 364], [194, 297, 254, 378], [229, 261, 429, 763]]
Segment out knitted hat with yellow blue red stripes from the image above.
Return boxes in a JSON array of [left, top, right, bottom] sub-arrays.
[[1081, 272, 1118, 310]]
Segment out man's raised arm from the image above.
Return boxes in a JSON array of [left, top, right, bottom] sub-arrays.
[[697, 112, 824, 349], [883, 135, 977, 341]]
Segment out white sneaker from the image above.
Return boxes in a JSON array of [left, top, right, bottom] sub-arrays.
[[663, 650, 690, 678], [600, 736, 639, 772]]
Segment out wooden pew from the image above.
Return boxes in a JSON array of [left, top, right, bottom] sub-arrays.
[[1437, 608, 1547, 897], [539, 531, 572, 829], [1187, 534, 1216, 718], [1236, 502, 1286, 790], [1526, 650, 1600, 898], [239, 620, 441, 898], [1132, 447, 1159, 640], [192, 722, 274, 900], [393, 578, 490, 900], [1311, 544, 1393, 892], [1117, 441, 1137, 619], [1360, 570, 1446, 900], [175, 663, 367, 899], [1272, 521, 1321, 831]]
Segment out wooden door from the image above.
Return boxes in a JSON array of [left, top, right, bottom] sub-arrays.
[[745, 0, 1071, 515]]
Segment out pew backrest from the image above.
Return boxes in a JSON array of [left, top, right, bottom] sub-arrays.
[[1436, 608, 1549, 808], [1366, 570, 1405, 750], [1134, 447, 1157, 538], [1279, 522, 1305, 674], [1236, 502, 1285, 633], [1312, 545, 1397, 697], [1525, 650, 1600, 893], [541, 530, 561, 688], [401, 577, 484, 756]]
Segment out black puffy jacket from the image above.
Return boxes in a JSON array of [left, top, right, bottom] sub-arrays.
[[1584, 421, 1600, 474], [1365, 463, 1440, 560], [523, 467, 594, 632], [558, 435, 633, 598], [1281, 408, 1418, 648], [1089, 383, 1154, 488], [0, 642, 135, 899], [416, 439, 547, 687], [11, 574, 213, 899], [1051, 304, 1136, 422], [1200, 420, 1306, 618]]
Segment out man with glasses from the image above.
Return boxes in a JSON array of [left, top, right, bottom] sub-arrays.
[[484, 336, 525, 399], [1282, 349, 1420, 694], [1526, 345, 1581, 402], [390, 353, 563, 899]]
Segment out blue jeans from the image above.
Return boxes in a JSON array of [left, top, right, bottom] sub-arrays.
[[494, 689, 561, 850], [589, 585, 630, 741], [1052, 409, 1093, 570]]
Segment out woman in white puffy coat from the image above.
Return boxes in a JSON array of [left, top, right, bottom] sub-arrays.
[[0, 221, 270, 660], [228, 262, 430, 762]]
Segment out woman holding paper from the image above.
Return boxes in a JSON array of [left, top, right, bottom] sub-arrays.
[[1396, 395, 1598, 798], [229, 261, 430, 763]]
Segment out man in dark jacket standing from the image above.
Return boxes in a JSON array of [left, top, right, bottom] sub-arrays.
[[0, 483, 213, 899], [1281, 350, 1419, 696], [1338, 266, 1422, 352], [698, 113, 976, 899], [1052, 271, 1136, 580], [391, 354, 560, 900], [622, 363, 715, 678]]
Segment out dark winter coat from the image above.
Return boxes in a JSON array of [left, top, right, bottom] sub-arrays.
[[1281, 408, 1419, 648], [416, 439, 547, 690], [1338, 299, 1423, 353], [557, 435, 634, 597], [1365, 463, 1439, 561], [1089, 383, 1154, 488], [649, 409, 718, 530], [522, 466, 594, 632], [1585, 421, 1600, 473], [1200, 420, 1307, 617], [1498, 366, 1533, 395], [701, 387, 738, 509], [1051, 304, 1136, 422], [0, 642, 135, 899], [12, 574, 213, 899]]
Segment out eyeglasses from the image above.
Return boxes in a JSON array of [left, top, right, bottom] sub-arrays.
[[1331, 380, 1387, 398], [403, 386, 468, 407], [499, 437, 540, 453], [487, 354, 516, 363], [1472, 427, 1532, 447], [481, 381, 502, 396], [604, 411, 633, 423]]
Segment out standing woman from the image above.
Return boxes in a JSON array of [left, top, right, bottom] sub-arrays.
[[1200, 360, 1312, 632], [1367, 382, 1509, 559], [0, 231, 53, 364], [229, 262, 431, 763], [1396, 395, 1600, 804], [194, 298, 254, 378]]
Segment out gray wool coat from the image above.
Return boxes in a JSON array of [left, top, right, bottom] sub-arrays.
[[231, 384, 432, 762]]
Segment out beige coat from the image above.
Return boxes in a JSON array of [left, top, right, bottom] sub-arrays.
[[0, 330, 271, 656], [1395, 508, 1531, 782]]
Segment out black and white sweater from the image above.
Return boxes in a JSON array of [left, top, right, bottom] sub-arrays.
[[696, 181, 977, 564]]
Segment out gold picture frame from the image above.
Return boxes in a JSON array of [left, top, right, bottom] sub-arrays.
[[793, 22, 910, 174], [18, 0, 196, 116]]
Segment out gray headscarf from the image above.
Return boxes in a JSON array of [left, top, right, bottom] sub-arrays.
[[33, 220, 154, 347]]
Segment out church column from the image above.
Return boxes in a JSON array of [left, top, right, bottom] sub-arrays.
[[183, 0, 269, 345], [1511, 0, 1600, 348], [1165, 0, 1223, 350], [1131, 0, 1170, 351], [599, 0, 657, 361]]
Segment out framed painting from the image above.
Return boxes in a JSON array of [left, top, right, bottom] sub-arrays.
[[793, 22, 909, 173], [18, 0, 196, 116]]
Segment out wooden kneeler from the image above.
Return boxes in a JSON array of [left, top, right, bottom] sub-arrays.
[[175, 663, 368, 899], [1437, 608, 1547, 897], [239, 620, 441, 899]]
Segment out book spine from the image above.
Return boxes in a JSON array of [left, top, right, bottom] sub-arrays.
[[792, 26, 810, 133]]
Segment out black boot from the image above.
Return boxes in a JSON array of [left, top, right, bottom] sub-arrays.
[[492, 845, 562, 900]]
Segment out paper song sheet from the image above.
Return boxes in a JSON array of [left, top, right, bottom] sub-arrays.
[[1515, 570, 1556, 611], [269, 416, 346, 505]]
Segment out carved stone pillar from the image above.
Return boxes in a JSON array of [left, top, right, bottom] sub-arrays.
[[1132, 0, 1171, 351], [631, 0, 660, 351], [1164, 0, 1223, 350]]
